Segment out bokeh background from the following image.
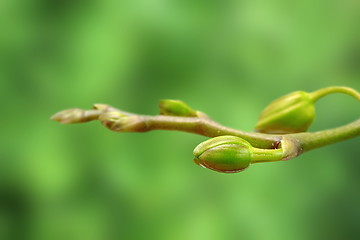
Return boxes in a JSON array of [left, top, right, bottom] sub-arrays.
[[1, 0, 360, 239]]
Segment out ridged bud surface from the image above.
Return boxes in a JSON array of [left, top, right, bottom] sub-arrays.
[[255, 91, 315, 134], [193, 136, 252, 173]]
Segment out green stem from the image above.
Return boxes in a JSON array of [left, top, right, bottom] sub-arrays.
[[51, 104, 359, 161], [137, 115, 280, 148], [289, 118, 360, 152], [251, 148, 284, 163], [310, 86, 360, 102]]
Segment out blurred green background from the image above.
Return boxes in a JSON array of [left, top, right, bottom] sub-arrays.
[[1, 0, 360, 239]]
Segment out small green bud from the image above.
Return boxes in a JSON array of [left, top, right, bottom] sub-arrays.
[[193, 136, 252, 173], [159, 99, 197, 117], [99, 112, 145, 132], [255, 91, 315, 134], [193, 136, 294, 173], [255, 86, 360, 134]]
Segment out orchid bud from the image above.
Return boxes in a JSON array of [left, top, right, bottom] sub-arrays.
[[193, 136, 252, 173], [255, 91, 315, 134], [193, 136, 285, 173], [255, 86, 360, 134]]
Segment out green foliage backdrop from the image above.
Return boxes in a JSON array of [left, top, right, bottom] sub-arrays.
[[1, 0, 360, 239]]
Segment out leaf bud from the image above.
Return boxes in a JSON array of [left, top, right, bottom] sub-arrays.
[[50, 108, 99, 124], [99, 112, 145, 132], [159, 99, 198, 117]]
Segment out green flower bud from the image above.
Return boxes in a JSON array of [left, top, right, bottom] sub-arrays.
[[255, 86, 360, 134], [255, 91, 315, 134], [159, 99, 197, 117], [193, 136, 252, 173], [193, 136, 285, 173]]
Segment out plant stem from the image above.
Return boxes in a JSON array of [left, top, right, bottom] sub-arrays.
[[251, 148, 284, 163], [310, 86, 360, 102], [51, 104, 359, 159], [106, 114, 280, 148], [289, 119, 360, 152]]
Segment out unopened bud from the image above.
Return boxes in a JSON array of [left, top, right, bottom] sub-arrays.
[[159, 99, 197, 117], [255, 86, 360, 134], [50, 108, 99, 124], [255, 91, 315, 134], [193, 136, 252, 173], [99, 112, 145, 132], [193, 136, 290, 173]]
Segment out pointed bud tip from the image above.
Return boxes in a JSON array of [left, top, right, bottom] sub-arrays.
[[50, 108, 84, 124]]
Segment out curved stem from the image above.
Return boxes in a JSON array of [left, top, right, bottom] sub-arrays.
[[310, 86, 360, 102], [289, 118, 360, 152]]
